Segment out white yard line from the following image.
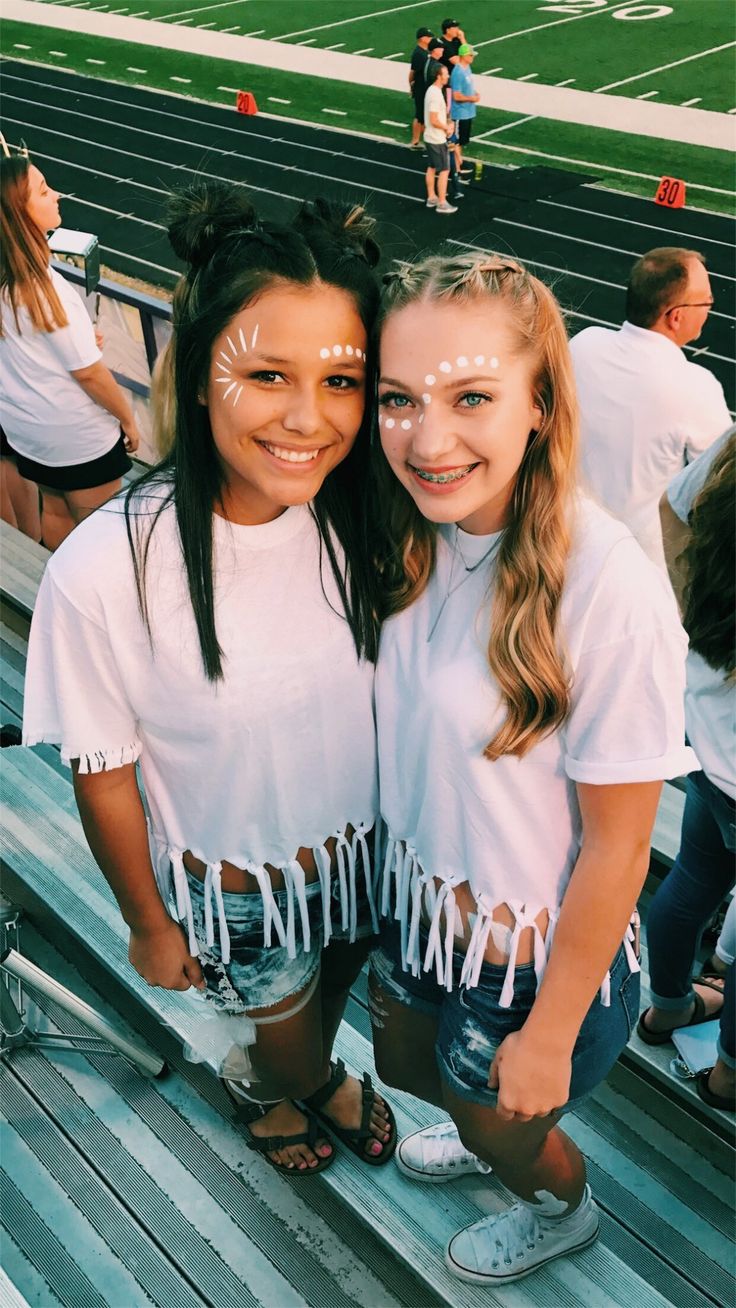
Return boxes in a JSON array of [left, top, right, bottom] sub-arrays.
[[637, 91, 659, 99], [322, 108, 347, 115], [352, 48, 374, 55], [268, 97, 291, 105], [470, 137, 735, 199], [382, 52, 405, 60], [680, 98, 702, 107], [241, 29, 265, 36], [556, 78, 575, 87], [473, 0, 634, 49], [481, 114, 536, 136], [518, 73, 538, 81], [325, 43, 345, 50], [596, 41, 736, 93], [170, 76, 191, 82], [539, 199, 736, 252], [158, 0, 245, 22], [86, 57, 106, 64], [217, 85, 239, 92], [127, 66, 148, 73], [49, 50, 68, 55], [271, 1, 427, 43], [296, 39, 317, 46], [381, 120, 406, 128]]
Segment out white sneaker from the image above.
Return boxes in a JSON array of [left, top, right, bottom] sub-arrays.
[[446, 1185, 599, 1284], [436, 201, 458, 214], [396, 1121, 490, 1183], [426, 196, 439, 207]]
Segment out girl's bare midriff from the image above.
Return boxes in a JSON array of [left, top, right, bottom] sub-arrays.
[[421, 877, 550, 968], [183, 827, 357, 894]]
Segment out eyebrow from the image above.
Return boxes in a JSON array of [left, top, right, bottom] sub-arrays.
[[251, 353, 366, 368]]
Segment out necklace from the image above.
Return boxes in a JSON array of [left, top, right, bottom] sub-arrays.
[[426, 526, 501, 642]]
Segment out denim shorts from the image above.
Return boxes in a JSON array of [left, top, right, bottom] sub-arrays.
[[186, 868, 377, 1015], [370, 924, 640, 1113]]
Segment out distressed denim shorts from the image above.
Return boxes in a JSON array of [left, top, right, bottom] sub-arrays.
[[370, 924, 640, 1113], [187, 868, 378, 1015]]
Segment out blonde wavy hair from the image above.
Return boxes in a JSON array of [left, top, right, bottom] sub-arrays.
[[375, 252, 578, 760]]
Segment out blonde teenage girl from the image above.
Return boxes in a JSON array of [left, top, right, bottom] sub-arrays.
[[24, 182, 395, 1176], [369, 253, 694, 1283]]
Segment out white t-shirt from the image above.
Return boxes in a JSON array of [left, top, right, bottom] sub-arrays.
[[667, 426, 735, 800], [23, 485, 379, 960], [570, 321, 730, 569], [0, 267, 120, 466], [376, 496, 696, 1001], [424, 84, 448, 145]]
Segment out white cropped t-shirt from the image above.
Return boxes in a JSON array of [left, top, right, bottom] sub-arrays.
[[0, 268, 120, 467], [23, 486, 379, 960], [376, 496, 697, 1004]]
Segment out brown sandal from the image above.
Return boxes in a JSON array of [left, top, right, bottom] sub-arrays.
[[221, 1080, 335, 1175], [637, 992, 709, 1046]]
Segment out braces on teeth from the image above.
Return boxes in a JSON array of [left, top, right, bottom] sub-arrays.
[[414, 465, 475, 484]]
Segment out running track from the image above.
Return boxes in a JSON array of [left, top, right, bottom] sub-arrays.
[[2, 59, 734, 407]]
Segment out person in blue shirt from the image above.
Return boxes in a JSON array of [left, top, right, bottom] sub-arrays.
[[450, 44, 480, 175]]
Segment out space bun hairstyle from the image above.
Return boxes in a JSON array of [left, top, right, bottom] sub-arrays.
[[126, 180, 382, 678]]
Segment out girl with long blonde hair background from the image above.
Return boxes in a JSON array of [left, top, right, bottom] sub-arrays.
[[369, 253, 695, 1286]]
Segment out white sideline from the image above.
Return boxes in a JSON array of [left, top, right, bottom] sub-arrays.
[[5, 0, 734, 151]]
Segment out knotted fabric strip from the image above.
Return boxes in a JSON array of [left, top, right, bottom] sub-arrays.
[[354, 823, 379, 935], [169, 847, 199, 957], [248, 862, 287, 950]]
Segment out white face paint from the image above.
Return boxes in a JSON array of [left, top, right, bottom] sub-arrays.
[[214, 324, 262, 406], [320, 344, 363, 360]]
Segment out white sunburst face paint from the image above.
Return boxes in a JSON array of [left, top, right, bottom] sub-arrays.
[[379, 299, 542, 534], [205, 283, 367, 525]]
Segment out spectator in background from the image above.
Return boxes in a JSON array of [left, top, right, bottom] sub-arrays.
[[569, 248, 730, 569], [423, 62, 457, 215], [638, 428, 735, 1113], [409, 27, 434, 148], [1, 424, 41, 541], [449, 43, 480, 175], [440, 17, 465, 69], [0, 148, 140, 549], [425, 37, 444, 85]]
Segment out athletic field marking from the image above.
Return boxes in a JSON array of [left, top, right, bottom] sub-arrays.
[[221, 25, 240, 31], [296, 39, 317, 45], [680, 97, 701, 107], [129, 10, 149, 15], [493, 217, 736, 282], [271, 1, 428, 43], [12, 44, 31, 49], [353, 48, 374, 54], [481, 114, 536, 136], [159, 0, 247, 21], [729, 108, 736, 115], [596, 41, 736, 92], [473, 1, 634, 49], [65, 193, 166, 228], [322, 108, 347, 115], [127, 66, 148, 73], [469, 135, 736, 198], [242, 29, 265, 36], [170, 76, 191, 83], [449, 239, 734, 323], [518, 73, 538, 81], [197, 21, 218, 28], [268, 97, 291, 105], [30, 146, 167, 196], [49, 50, 68, 56], [381, 120, 406, 128], [109, 6, 130, 12], [172, 17, 192, 24], [217, 85, 239, 92], [556, 78, 575, 85], [86, 58, 106, 64], [383, 52, 405, 60], [485, 68, 503, 74], [540, 198, 736, 251], [325, 43, 345, 50], [637, 90, 658, 99], [1, 76, 422, 181]]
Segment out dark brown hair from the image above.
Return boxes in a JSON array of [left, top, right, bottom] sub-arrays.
[[682, 430, 735, 679]]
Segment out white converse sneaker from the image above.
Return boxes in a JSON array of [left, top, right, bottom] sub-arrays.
[[396, 1121, 490, 1183], [446, 1185, 599, 1284]]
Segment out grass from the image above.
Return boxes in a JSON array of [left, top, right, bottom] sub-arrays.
[[34, 0, 736, 110], [4, 18, 734, 215]]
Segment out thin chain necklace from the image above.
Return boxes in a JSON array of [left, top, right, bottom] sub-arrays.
[[427, 526, 501, 642]]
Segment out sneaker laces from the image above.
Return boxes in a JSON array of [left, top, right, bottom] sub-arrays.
[[468, 1203, 541, 1271], [417, 1122, 490, 1173]]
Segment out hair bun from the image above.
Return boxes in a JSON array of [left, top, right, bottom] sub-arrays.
[[167, 181, 257, 269], [294, 198, 380, 269]]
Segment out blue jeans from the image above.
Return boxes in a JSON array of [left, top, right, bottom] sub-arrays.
[[646, 770, 735, 1066]]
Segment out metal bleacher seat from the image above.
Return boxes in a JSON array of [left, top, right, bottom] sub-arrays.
[[1, 518, 733, 1308]]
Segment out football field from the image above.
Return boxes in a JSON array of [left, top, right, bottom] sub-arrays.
[[4, 0, 735, 211]]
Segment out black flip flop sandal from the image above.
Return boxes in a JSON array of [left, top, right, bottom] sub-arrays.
[[300, 1057, 398, 1167], [637, 991, 708, 1046], [222, 1080, 335, 1176], [696, 1068, 735, 1112]]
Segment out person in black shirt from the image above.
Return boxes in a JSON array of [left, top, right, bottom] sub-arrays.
[[409, 27, 434, 147], [440, 17, 465, 70]]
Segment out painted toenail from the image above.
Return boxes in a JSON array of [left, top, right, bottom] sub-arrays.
[[371, 1141, 382, 1154]]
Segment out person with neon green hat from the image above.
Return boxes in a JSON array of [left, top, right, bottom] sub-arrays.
[[450, 43, 480, 177]]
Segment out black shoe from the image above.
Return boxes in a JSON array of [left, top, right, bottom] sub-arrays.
[[0, 724, 22, 748]]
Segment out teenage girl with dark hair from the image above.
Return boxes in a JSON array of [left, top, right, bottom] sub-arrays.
[[0, 147, 139, 548], [24, 181, 396, 1174]]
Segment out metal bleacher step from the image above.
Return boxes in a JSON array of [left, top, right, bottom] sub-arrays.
[[2, 519, 734, 1308]]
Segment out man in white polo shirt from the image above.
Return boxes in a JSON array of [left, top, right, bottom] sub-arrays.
[[569, 247, 730, 568]]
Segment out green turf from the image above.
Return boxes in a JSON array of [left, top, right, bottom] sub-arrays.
[[4, 18, 734, 215], [36, 0, 736, 111]]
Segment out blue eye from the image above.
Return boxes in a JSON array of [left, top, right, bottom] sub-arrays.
[[379, 391, 413, 409], [458, 391, 490, 408]]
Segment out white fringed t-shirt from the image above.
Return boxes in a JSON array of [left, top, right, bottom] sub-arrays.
[[376, 496, 697, 1004], [23, 485, 379, 960]]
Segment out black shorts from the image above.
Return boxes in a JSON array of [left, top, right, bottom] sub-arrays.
[[413, 96, 424, 124], [424, 141, 450, 172], [0, 426, 14, 459], [14, 434, 131, 491], [456, 118, 473, 146]]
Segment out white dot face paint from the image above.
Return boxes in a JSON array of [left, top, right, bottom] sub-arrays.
[[320, 347, 330, 359], [474, 355, 484, 366], [490, 356, 499, 369], [346, 344, 354, 356], [422, 393, 432, 405], [439, 361, 452, 373], [457, 356, 468, 367], [425, 374, 436, 386], [385, 417, 395, 430], [400, 418, 412, 431], [333, 345, 342, 357], [355, 348, 363, 360]]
